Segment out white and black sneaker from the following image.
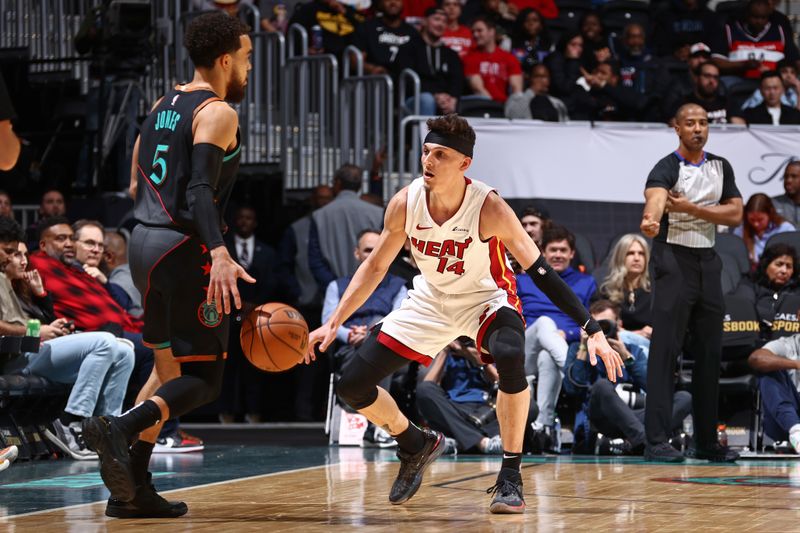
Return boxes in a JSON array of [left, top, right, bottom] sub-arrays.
[[44, 419, 98, 461], [153, 431, 204, 454], [362, 425, 398, 448]]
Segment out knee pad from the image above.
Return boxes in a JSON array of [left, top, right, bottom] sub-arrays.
[[336, 370, 378, 410], [488, 327, 528, 394]]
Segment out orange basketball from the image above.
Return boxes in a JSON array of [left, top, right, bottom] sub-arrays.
[[240, 302, 309, 372]]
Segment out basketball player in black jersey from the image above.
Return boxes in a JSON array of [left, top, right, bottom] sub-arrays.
[[82, 12, 255, 518]]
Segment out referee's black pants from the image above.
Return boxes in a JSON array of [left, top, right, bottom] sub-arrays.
[[645, 241, 724, 448]]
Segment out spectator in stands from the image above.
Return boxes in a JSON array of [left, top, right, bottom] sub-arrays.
[[0, 190, 12, 220], [506, 0, 556, 19], [463, 16, 523, 104], [742, 59, 800, 110], [510, 8, 552, 74], [599, 234, 652, 353], [440, 0, 473, 59], [103, 231, 143, 318], [734, 194, 795, 266], [353, 0, 422, 79], [26, 189, 66, 251], [288, 0, 362, 58], [563, 300, 691, 455], [612, 23, 669, 121], [516, 225, 596, 450], [0, 218, 135, 460], [571, 62, 645, 121], [578, 13, 610, 72], [731, 71, 800, 125], [471, 0, 515, 41], [672, 61, 736, 124], [323, 229, 407, 446], [662, 42, 713, 121], [417, 337, 539, 454], [308, 164, 384, 289], [544, 31, 584, 103], [73, 220, 134, 313], [520, 206, 550, 248], [414, 6, 463, 116], [773, 161, 800, 227], [651, 0, 721, 58], [733, 243, 799, 338], [711, 0, 800, 87], [219, 205, 278, 424], [0, 74, 20, 171], [504, 63, 568, 121], [748, 332, 800, 453]]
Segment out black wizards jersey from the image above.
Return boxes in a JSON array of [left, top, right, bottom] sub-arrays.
[[134, 88, 241, 234]]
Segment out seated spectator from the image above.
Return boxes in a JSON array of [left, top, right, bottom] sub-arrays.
[[25, 189, 66, 251], [504, 63, 568, 121], [662, 42, 713, 121], [517, 225, 596, 449], [440, 0, 473, 59], [520, 206, 550, 249], [288, 0, 362, 58], [651, 0, 721, 58], [324, 229, 408, 446], [28, 216, 142, 333], [748, 333, 800, 453], [671, 61, 737, 124], [734, 193, 795, 266], [563, 300, 691, 455], [571, 62, 646, 121], [416, 337, 539, 454], [742, 59, 800, 110], [731, 70, 800, 125], [353, 0, 422, 79], [103, 231, 143, 318], [578, 13, 610, 72], [772, 161, 800, 227], [733, 243, 799, 337], [471, 0, 515, 41], [598, 234, 652, 354], [414, 7, 463, 116], [611, 23, 670, 121], [711, 0, 800, 87], [0, 218, 135, 460], [0, 190, 12, 219], [506, 0, 557, 20], [463, 16, 523, 104], [73, 220, 134, 313], [510, 8, 553, 74], [545, 31, 584, 101]]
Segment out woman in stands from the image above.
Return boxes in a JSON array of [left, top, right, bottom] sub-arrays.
[[733, 243, 800, 338], [734, 193, 795, 268], [578, 12, 610, 71], [599, 234, 652, 352], [544, 31, 585, 101], [510, 8, 553, 75]]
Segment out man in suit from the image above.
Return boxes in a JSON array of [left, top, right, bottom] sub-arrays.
[[732, 70, 800, 125], [219, 205, 278, 423]]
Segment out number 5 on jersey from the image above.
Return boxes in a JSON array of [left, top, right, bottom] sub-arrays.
[[149, 144, 169, 185]]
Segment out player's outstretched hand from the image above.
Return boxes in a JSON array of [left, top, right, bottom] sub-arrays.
[[640, 212, 660, 238], [305, 322, 337, 364], [587, 332, 624, 382], [208, 249, 256, 315]]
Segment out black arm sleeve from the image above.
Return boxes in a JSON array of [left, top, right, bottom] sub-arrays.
[[187, 143, 225, 250], [645, 154, 678, 190], [720, 157, 741, 200], [526, 256, 602, 335]]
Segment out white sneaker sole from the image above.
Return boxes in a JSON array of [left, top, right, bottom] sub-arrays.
[[152, 444, 204, 454], [0, 445, 18, 463], [43, 429, 99, 461]]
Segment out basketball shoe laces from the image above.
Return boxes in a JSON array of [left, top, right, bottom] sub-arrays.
[[486, 476, 522, 499]]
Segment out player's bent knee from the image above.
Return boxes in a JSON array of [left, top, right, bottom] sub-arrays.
[[336, 369, 378, 411], [488, 327, 528, 394]]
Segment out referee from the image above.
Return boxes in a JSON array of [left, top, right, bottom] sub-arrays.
[[640, 103, 743, 462]]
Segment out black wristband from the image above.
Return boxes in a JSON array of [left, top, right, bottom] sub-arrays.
[[526, 255, 594, 334]]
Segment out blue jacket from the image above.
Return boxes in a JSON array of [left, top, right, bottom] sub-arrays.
[[516, 267, 597, 342]]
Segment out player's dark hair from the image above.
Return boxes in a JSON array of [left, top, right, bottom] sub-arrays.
[[541, 225, 575, 251], [37, 216, 71, 241], [334, 164, 363, 192], [357, 228, 380, 241], [184, 12, 250, 69], [760, 70, 782, 84], [425, 114, 476, 151], [72, 219, 105, 239], [589, 299, 620, 317], [0, 216, 23, 244]]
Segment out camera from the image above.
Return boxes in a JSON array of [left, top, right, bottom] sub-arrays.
[[598, 319, 618, 340]]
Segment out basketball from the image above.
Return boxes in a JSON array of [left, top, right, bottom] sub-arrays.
[[240, 302, 309, 372]]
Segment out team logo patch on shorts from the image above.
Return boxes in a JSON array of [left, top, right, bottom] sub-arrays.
[[197, 301, 221, 328]]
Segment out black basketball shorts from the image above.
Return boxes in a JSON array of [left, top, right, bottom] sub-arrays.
[[129, 224, 230, 362]]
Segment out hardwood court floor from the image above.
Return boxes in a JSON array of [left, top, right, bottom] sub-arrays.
[[3, 448, 800, 532]]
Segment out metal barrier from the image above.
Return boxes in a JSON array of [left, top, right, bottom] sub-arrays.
[[395, 114, 426, 196], [286, 23, 308, 58], [342, 45, 363, 79], [339, 75, 394, 194], [282, 54, 339, 190]]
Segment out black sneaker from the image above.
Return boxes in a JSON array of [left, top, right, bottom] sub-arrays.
[[389, 428, 445, 505], [486, 467, 526, 514], [82, 416, 136, 502], [686, 443, 739, 462], [106, 473, 188, 518], [644, 442, 685, 463]]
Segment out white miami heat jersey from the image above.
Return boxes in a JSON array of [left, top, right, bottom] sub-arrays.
[[404, 176, 520, 307]]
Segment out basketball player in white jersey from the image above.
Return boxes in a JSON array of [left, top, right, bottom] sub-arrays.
[[306, 114, 622, 513]]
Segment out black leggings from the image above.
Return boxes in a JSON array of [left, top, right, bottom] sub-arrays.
[[154, 357, 225, 417]]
